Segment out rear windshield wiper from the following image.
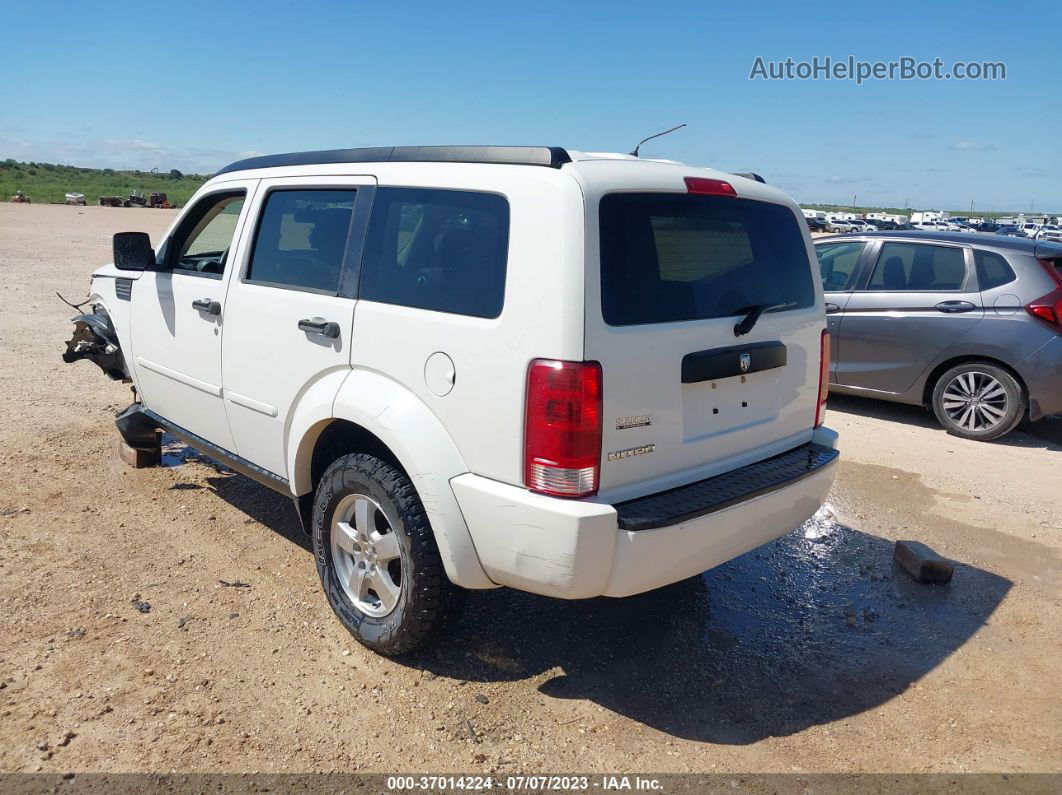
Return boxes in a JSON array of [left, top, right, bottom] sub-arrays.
[[733, 302, 795, 337]]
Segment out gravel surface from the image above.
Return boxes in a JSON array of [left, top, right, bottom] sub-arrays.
[[1, 203, 1060, 774]]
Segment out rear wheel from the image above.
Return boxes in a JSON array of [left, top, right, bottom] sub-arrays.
[[931, 362, 1025, 441], [311, 453, 462, 655]]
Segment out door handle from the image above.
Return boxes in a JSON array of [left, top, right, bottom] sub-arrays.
[[192, 298, 221, 315], [934, 300, 976, 314], [825, 302, 842, 314], [298, 318, 340, 338]]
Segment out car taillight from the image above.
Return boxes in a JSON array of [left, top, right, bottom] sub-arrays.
[[524, 359, 602, 498], [816, 331, 830, 428], [1025, 288, 1062, 330], [684, 177, 737, 196]]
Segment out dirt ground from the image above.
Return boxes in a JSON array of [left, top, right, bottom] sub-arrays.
[[1, 203, 1060, 774]]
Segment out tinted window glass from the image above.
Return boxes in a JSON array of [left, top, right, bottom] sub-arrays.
[[816, 242, 865, 290], [868, 242, 966, 291], [360, 188, 509, 319], [599, 194, 815, 326], [974, 250, 1016, 290], [172, 193, 245, 275], [247, 190, 355, 292]]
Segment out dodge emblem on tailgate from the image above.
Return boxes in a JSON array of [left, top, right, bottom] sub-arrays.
[[739, 353, 752, 372]]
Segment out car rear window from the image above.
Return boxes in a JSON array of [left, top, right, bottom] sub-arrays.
[[868, 242, 967, 291], [598, 194, 815, 326]]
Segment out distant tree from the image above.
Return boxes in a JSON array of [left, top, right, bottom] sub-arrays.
[[168, 168, 183, 180], [102, 168, 114, 176], [27, 168, 36, 175]]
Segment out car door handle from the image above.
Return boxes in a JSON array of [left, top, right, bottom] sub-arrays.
[[298, 318, 341, 338], [191, 298, 221, 315], [825, 302, 842, 314], [934, 300, 976, 314]]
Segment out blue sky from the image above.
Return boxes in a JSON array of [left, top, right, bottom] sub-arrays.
[[1, 0, 1058, 212]]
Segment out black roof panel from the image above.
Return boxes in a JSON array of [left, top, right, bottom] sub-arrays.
[[216, 146, 572, 175]]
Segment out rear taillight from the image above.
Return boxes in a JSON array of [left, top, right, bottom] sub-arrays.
[[816, 331, 830, 428], [524, 359, 602, 498], [1025, 288, 1062, 330], [684, 177, 737, 196]]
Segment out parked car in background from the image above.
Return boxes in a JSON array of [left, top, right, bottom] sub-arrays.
[[815, 231, 1062, 440], [976, 222, 1000, 233], [1036, 225, 1062, 242], [826, 218, 853, 233], [996, 225, 1021, 237], [63, 144, 838, 654], [1020, 223, 1041, 238], [806, 216, 827, 232]]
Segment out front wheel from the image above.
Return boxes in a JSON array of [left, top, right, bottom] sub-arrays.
[[931, 362, 1026, 441], [312, 453, 462, 655]]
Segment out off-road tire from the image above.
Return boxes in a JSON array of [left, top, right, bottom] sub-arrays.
[[312, 453, 463, 655], [931, 362, 1026, 441]]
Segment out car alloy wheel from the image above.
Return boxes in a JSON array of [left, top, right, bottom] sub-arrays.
[[330, 492, 402, 617], [940, 370, 1009, 433]]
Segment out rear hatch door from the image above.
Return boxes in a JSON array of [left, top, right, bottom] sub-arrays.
[[585, 186, 824, 501]]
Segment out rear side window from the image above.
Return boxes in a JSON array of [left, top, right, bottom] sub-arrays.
[[599, 194, 815, 326], [974, 250, 1016, 290], [359, 188, 509, 318], [816, 242, 865, 290], [868, 242, 967, 291], [247, 190, 356, 293]]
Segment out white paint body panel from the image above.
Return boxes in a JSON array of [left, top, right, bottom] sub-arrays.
[[220, 175, 375, 476], [91, 151, 836, 595], [454, 427, 838, 599], [128, 178, 260, 450]]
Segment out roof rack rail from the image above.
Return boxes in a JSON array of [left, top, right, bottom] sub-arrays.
[[216, 146, 572, 175], [731, 172, 766, 183]]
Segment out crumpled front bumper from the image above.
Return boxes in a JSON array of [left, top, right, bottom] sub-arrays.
[[62, 307, 129, 381]]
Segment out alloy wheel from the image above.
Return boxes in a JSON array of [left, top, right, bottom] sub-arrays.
[[941, 371, 1009, 433], [330, 493, 403, 617]]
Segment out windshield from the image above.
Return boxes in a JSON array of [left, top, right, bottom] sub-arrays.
[[599, 193, 815, 326]]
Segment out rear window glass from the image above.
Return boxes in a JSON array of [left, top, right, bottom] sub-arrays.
[[599, 194, 815, 326], [360, 187, 509, 319], [246, 189, 355, 293], [868, 242, 967, 291], [974, 250, 1016, 290]]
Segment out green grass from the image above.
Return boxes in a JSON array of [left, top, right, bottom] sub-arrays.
[[0, 159, 208, 207]]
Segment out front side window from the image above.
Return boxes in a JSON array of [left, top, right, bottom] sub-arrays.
[[816, 241, 865, 290], [171, 192, 245, 275], [867, 242, 967, 291], [599, 194, 815, 326], [359, 187, 509, 319], [246, 190, 356, 293]]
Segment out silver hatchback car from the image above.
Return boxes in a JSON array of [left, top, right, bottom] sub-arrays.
[[815, 232, 1062, 440]]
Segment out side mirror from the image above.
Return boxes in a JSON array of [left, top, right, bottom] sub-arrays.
[[113, 232, 156, 271]]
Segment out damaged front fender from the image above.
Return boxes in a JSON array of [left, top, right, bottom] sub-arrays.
[[62, 306, 129, 381]]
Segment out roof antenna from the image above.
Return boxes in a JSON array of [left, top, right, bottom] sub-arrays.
[[630, 123, 687, 157]]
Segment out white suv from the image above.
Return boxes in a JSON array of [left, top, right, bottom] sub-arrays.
[[65, 146, 838, 655]]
